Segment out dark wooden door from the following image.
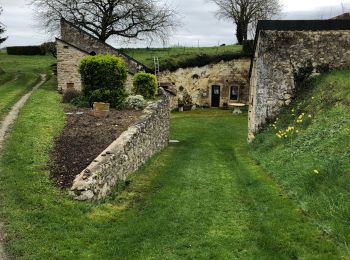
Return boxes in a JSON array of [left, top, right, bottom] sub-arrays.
[[211, 85, 220, 107]]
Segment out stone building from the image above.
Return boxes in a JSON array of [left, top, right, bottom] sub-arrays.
[[249, 19, 350, 141], [159, 59, 251, 110], [56, 19, 147, 92]]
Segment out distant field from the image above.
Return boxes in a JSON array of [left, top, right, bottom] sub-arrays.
[[121, 44, 242, 68], [0, 53, 54, 74]]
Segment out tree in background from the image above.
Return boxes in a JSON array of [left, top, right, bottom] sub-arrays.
[[0, 6, 8, 45], [31, 0, 178, 44], [210, 0, 281, 44]]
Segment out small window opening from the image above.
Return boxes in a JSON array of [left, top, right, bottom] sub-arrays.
[[230, 86, 239, 101]]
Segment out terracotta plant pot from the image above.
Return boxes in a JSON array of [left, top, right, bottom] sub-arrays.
[[93, 102, 110, 118]]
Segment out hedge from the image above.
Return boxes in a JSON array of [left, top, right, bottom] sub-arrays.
[[133, 72, 158, 99], [7, 46, 46, 55], [79, 54, 128, 107]]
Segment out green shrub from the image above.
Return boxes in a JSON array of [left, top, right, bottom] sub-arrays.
[[79, 55, 128, 107], [133, 72, 158, 99], [125, 95, 146, 110], [70, 95, 90, 108]]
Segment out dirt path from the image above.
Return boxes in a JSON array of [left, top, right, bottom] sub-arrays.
[[0, 74, 46, 260]]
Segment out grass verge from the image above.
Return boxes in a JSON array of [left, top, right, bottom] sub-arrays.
[[250, 70, 350, 253]]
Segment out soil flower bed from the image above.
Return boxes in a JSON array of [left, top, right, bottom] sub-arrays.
[[50, 108, 142, 188]]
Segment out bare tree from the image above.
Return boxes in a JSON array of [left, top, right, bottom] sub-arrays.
[[31, 0, 178, 44], [209, 0, 281, 44], [0, 6, 8, 46]]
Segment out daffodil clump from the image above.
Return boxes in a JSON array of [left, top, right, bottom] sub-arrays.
[[271, 110, 312, 139]]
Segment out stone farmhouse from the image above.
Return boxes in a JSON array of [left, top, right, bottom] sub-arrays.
[[56, 19, 147, 92]]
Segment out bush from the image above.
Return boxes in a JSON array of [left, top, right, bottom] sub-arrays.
[[71, 95, 90, 108], [133, 72, 158, 99], [124, 95, 146, 110], [79, 55, 128, 107], [62, 89, 81, 103], [7, 46, 46, 55]]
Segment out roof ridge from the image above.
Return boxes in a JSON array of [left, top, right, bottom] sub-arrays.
[[60, 18, 149, 70]]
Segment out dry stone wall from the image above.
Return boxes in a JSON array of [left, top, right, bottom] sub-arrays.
[[249, 30, 350, 140], [70, 89, 170, 201], [159, 59, 250, 109]]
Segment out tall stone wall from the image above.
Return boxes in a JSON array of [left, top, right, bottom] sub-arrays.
[[159, 59, 250, 109], [70, 90, 170, 201], [249, 30, 350, 140]]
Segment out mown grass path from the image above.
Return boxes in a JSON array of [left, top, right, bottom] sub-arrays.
[[0, 74, 47, 260], [0, 85, 343, 259]]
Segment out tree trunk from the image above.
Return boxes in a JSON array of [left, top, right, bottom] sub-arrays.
[[236, 21, 249, 45]]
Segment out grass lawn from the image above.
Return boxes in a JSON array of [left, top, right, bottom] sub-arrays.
[[0, 73, 40, 120], [0, 54, 54, 121], [250, 71, 350, 253], [0, 83, 343, 260], [121, 44, 242, 68]]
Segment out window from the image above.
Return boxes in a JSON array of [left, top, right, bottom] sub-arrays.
[[230, 86, 239, 101]]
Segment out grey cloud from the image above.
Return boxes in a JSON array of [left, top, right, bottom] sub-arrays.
[[1, 0, 350, 48]]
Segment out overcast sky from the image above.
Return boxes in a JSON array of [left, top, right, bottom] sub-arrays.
[[1, 0, 350, 48]]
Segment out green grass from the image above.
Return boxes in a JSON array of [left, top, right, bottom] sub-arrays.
[[250, 70, 350, 253], [0, 53, 55, 74], [0, 73, 40, 120], [0, 54, 54, 121], [0, 90, 343, 260], [121, 44, 242, 68]]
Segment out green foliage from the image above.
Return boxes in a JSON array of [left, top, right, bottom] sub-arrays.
[[133, 72, 158, 99], [70, 95, 90, 107], [250, 70, 350, 250], [124, 95, 146, 110], [79, 54, 128, 107], [7, 46, 46, 56]]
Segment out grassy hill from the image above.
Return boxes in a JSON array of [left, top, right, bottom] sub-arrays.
[[121, 44, 243, 70], [250, 71, 350, 250]]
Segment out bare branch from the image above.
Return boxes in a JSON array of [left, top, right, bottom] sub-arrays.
[[31, 0, 179, 44], [209, 0, 281, 44]]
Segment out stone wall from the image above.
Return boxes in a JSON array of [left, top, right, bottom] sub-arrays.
[[70, 89, 170, 201], [57, 39, 87, 92], [249, 30, 350, 140], [159, 59, 250, 109], [60, 19, 147, 74], [57, 19, 146, 92]]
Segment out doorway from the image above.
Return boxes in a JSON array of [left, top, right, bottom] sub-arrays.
[[211, 85, 221, 107]]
